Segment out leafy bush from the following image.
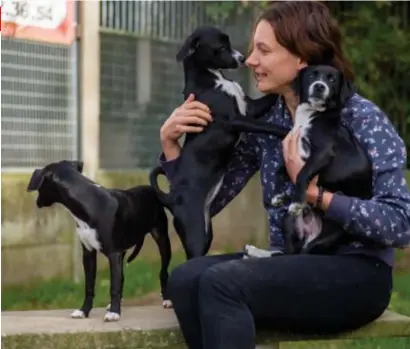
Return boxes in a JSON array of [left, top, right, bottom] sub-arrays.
[[333, 1, 410, 161]]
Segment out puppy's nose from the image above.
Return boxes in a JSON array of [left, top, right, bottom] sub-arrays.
[[314, 82, 326, 93], [232, 50, 245, 64]]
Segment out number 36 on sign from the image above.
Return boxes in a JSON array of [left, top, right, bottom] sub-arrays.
[[0, 0, 75, 45]]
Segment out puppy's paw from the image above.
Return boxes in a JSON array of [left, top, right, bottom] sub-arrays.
[[104, 312, 120, 322], [243, 244, 283, 259], [270, 194, 287, 207], [70, 309, 86, 319], [162, 299, 173, 309], [288, 203, 304, 216]]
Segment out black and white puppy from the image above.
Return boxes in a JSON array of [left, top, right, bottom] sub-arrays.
[[278, 65, 374, 254], [27, 160, 171, 321], [150, 26, 287, 260]]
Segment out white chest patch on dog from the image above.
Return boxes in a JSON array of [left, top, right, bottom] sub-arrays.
[[61, 206, 101, 251], [209, 69, 247, 116], [291, 102, 315, 160]]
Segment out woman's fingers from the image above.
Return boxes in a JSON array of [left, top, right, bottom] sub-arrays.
[[184, 101, 211, 114], [282, 132, 291, 159], [180, 115, 209, 126], [289, 129, 300, 157], [176, 125, 204, 133], [179, 110, 212, 124], [183, 93, 195, 104]]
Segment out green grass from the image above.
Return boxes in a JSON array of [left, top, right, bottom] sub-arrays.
[[2, 250, 410, 349], [1, 251, 186, 311]]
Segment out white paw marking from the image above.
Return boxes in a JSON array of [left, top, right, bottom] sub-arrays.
[[271, 194, 286, 207], [104, 311, 120, 322], [162, 299, 173, 308], [288, 203, 304, 216], [244, 244, 283, 259], [70, 309, 85, 319]]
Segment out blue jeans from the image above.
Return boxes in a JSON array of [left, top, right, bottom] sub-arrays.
[[167, 252, 392, 349]]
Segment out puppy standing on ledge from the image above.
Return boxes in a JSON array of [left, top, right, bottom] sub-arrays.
[[27, 160, 172, 322]]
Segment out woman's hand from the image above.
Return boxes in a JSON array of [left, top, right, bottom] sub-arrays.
[[160, 93, 212, 144], [160, 94, 213, 160], [282, 128, 318, 199]]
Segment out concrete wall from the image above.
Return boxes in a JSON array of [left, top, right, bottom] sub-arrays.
[[1, 170, 268, 286]]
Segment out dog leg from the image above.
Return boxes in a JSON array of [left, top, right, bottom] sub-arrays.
[[105, 251, 123, 322], [71, 245, 97, 319], [150, 209, 172, 309], [106, 251, 126, 311], [288, 149, 334, 216], [246, 93, 279, 118], [227, 119, 288, 138]]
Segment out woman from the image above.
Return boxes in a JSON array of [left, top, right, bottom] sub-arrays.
[[157, 2, 410, 349]]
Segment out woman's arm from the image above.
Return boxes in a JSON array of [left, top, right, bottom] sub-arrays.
[[308, 106, 410, 248], [158, 133, 260, 217]]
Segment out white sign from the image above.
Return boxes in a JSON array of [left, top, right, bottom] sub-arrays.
[[0, 0, 68, 29]]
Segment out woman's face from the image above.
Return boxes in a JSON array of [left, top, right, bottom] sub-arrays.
[[246, 20, 307, 95]]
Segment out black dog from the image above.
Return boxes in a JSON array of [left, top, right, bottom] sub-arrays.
[[276, 65, 375, 254], [150, 26, 288, 260], [27, 160, 171, 321]]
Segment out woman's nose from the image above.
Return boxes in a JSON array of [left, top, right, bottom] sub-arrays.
[[245, 51, 258, 67]]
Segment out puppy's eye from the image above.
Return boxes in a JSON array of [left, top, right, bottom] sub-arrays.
[[218, 46, 226, 52], [328, 75, 336, 83]]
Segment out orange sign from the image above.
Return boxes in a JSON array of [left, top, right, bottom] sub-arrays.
[[0, 0, 76, 45]]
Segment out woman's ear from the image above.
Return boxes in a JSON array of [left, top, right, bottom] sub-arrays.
[[297, 58, 308, 70]]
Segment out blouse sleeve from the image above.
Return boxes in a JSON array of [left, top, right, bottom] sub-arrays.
[[325, 106, 410, 248]]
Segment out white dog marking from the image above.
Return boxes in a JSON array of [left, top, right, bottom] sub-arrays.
[[73, 215, 101, 252], [288, 202, 305, 216], [291, 102, 315, 160], [162, 299, 173, 308], [60, 206, 101, 252], [70, 309, 85, 319], [209, 69, 247, 116], [104, 312, 120, 322]]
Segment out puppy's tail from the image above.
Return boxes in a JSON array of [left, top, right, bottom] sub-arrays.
[[126, 246, 140, 264], [149, 165, 172, 208]]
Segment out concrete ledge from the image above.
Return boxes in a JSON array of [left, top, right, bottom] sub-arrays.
[[2, 306, 410, 349]]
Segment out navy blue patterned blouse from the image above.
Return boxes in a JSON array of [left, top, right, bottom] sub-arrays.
[[159, 93, 410, 267]]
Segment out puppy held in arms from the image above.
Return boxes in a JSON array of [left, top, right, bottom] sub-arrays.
[[281, 65, 373, 255], [247, 65, 374, 258], [150, 26, 287, 262], [27, 160, 172, 322]]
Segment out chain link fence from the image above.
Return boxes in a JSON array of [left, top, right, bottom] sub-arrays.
[[1, 37, 78, 170], [3, 1, 407, 171], [99, 0, 254, 170]]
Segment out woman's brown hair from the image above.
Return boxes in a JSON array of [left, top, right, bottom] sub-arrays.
[[252, 1, 355, 81]]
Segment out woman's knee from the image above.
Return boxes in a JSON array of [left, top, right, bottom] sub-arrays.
[[198, 259, 249, 302], [167, 255, 219, 301]]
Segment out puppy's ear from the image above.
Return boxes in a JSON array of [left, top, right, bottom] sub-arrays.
[[176, 33, 199, 62], [291, 66, 309, 97], [27, 169, 46, 192], [339, 77, 355, 106], [68, 160, 84, 173]]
